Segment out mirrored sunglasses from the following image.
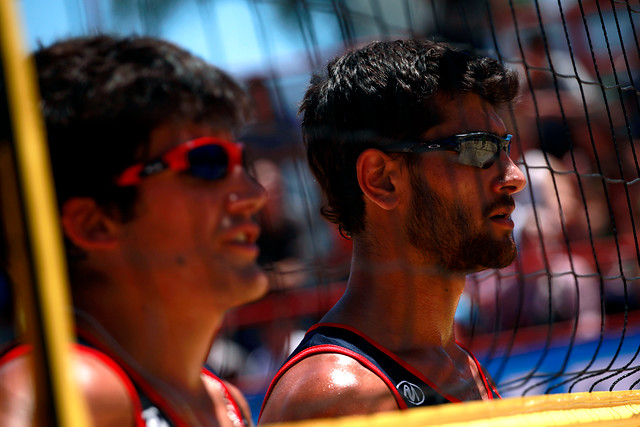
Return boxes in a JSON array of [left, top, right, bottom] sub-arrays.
[[383, 132, 512, 169], [116, 137, 243, 186]]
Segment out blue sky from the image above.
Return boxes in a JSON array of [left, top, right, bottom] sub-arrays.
[[16, 0, 347, 117], [18, 0, 341, 77]]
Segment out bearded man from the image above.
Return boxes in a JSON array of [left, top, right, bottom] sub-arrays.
[[259, 39, 527, 424]]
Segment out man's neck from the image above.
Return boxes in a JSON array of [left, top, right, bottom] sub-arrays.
[[323, 239, 467, 353], [74, 281, 222, 394]]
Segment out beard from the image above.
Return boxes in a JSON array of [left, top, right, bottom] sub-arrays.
[[404, 172, 517, 273]]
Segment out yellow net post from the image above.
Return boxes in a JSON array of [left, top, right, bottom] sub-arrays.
[[267, 390, 640, 427], [0, 0, 90, 425]]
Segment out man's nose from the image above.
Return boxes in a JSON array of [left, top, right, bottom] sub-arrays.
[[492, 152, 527, 195], [227, 165, 268, 215]]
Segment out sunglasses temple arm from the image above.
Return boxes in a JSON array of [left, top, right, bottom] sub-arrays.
[[115, 164, 144, 186]]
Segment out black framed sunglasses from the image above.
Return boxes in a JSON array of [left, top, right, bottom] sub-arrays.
[[116, 137, 243, 186], [382, 132, 512, 169]]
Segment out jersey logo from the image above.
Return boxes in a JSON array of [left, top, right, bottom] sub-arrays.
[[142, 406, 171, 427], [396, 380, 426, 405]]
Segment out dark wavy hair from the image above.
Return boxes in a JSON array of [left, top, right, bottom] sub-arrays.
[[30, 35, 249, 217], [299, 39, 519, 236], [0, 35, 250, 271]]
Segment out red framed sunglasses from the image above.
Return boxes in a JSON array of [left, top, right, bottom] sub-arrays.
[[116, 137, 243, 186]]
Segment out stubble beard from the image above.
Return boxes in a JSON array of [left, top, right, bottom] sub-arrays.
[[404, 173, 517, 274]]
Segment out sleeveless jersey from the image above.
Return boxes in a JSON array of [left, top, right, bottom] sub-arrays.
[[260, 323, 500, 417], [0, 336, 249, 427]]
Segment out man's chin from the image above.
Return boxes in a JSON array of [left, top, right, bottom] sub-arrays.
[[463, 237, 518, 272], [245, 266, 270, 301], [487, 240, 518, 269]]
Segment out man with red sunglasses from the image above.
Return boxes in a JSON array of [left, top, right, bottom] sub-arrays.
[[259, 39, 527, 423], [0, 35, 267, 426]]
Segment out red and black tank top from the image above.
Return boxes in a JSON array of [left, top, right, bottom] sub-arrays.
[[0, 336, 249, 427], [260, 322, 500, 418]]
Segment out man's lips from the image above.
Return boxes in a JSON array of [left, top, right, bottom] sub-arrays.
[[489, 211, 512, 220], [489, 214, 514, 229], [221, 222, 261, 257], [487, 199, 516, 228], [487, 197, 515, 218]]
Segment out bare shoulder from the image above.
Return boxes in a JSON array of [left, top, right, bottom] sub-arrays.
[[222, 379, 251, 415], [259, 352, 397, 425], [0, 351, 36, 426], [0, 349, 135, 427], [75, 348, 137, 426], [204, 376, 254, 427]]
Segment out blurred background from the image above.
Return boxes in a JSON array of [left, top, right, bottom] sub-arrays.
[[2, 0, 640, 420]]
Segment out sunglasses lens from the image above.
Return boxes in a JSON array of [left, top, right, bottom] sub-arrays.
[[458, 138, 500, 168], [187, 145, 229, 180], [501, 140, 511, 156]]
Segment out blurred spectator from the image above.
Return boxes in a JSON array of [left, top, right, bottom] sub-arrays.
[[513, 32, 601, 161], [242, 77, 300, 152], [242, 319, 305, 394], [242, 76, 353, 285], [206, 336, 249, 383], [253, 158, 308, 290]]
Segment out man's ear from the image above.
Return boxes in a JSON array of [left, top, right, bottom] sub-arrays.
[[61, 198, 120, 250], [356, 148, 401, 210]]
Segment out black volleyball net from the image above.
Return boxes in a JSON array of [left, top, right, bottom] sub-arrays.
[[1, 0, 639, 421], [218, 0, 640, 405]]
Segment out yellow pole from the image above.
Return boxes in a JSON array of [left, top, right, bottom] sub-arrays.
[[0, 1, 90, 426]]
